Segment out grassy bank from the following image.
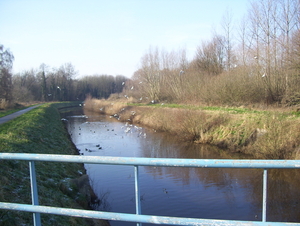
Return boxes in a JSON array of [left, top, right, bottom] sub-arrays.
[[0, 103, 108, 226], [84, 98, 300, 159]]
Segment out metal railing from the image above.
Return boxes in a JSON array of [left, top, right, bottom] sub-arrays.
[[0, 153, 299, 226]]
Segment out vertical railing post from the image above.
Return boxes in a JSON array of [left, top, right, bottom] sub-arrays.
[[29, 161, 41, 226], [262, 169, 268, 222], [134, 165, 142, 226]]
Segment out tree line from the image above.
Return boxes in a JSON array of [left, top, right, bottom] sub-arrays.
[[12, 64, 127, 102], [129, 0, 300, 106], [0, 47, 127, 108]]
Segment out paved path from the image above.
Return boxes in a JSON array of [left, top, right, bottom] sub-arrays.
[[0, 104, 43, 125]]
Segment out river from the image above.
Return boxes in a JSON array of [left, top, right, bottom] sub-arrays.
[[61, 108, 300, 226]]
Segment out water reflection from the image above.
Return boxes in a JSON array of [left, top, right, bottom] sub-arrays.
[[61, 109, 300, 225]]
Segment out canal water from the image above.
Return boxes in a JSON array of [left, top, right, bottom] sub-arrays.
[[61, 108, 300, 226]]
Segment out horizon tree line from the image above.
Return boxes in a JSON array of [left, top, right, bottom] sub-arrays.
[[0, 48, 128, 108]]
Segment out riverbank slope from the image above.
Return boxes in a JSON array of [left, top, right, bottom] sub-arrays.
[[0, 103, 108, 226], [84, 98, 300, 159]]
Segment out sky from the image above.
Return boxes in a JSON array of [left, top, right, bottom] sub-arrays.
[[0, 0, 249, 78]]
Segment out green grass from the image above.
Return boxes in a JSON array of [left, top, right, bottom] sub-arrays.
[[129, 102, 299, 117], [0, 103, 99, 226], [201, 106, 264, 114]]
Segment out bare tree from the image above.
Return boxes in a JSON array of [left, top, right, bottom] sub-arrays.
[[220, 8, 236, 71], [0, 44, 14, 107], [137, 46, 162, 102], [247, 0, 285, 102], [55, 63, 77, 101], [194, 35, 225, 75], [290, 30, 300, 71], [39, 63, 48, 101], [237, 15, 255, 70], [164, 49, 187, 100], [274, 0, 300, 92], [12, 71, 36, 102]]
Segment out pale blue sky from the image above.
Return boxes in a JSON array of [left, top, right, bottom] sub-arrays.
[[0, 0, 249, 78]]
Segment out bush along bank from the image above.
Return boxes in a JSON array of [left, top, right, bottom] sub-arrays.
[[0, 103, 109, 226], [84, 98, 300, 159]]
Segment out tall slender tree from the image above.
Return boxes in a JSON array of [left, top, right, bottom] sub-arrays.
[[0, 44, 14, 107], [39, 63, 48, 101]]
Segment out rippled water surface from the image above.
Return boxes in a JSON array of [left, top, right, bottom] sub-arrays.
[[62, 109, 300, 226]]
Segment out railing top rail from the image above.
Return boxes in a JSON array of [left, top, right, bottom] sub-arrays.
[[0, 153, 300, 169]]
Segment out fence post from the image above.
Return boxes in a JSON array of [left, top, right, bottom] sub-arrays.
[[262, 169, 268, 222], [29, 161, 41, 226], [134, 165, 142, 226]]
